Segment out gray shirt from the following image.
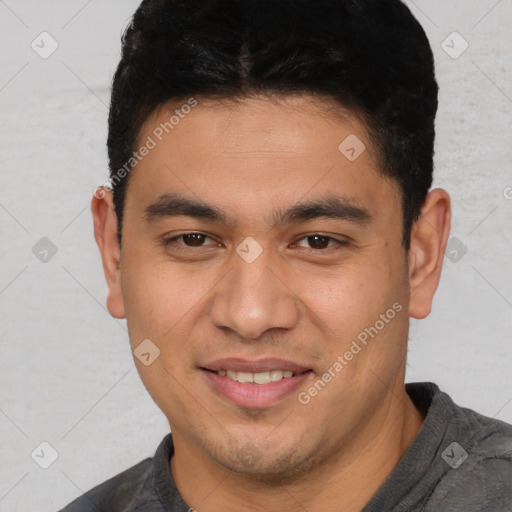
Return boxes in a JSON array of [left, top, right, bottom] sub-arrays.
[[59, 382, 512, 511]]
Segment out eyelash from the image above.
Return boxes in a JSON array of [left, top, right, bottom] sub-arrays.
[[162, 232, 349, 253]]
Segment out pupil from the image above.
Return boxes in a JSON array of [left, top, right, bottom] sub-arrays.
[[184, 234, 205, 246], [308, 235, 328, 249]]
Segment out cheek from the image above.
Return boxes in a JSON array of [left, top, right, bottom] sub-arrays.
[[121, 260, 184, 342], [120, 261, 201, 412], [121, 256, 220, 349], [300, 261, 399, 336]]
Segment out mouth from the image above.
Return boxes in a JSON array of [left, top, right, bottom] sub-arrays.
[[200, 358, 313, 408], [203, 368, 305, 384]]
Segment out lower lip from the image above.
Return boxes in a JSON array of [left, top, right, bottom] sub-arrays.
[[201, 370, 312, 408]]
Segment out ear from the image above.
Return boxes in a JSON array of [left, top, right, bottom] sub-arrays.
[[91, 187, 126, 319], [408, 188, 451, 319]]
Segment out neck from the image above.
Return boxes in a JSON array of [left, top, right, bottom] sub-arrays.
[[170, 385, 424, 512]]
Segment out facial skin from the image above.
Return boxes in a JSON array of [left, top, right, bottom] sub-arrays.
[[92, 95, 451, 512]]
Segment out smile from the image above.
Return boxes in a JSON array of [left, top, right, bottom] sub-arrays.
[[201, 360, 313, 408], [215, 369, 295, 384]]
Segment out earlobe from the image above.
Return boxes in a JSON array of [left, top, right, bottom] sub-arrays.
[[408, 188, 451, 319], [91, 187, 126, 319]]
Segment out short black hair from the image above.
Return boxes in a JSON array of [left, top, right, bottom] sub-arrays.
[[107, 0, 438, 250]]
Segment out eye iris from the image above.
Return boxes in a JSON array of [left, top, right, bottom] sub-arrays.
[[183, 234, 206, 246], [308, 235, 330, 249]]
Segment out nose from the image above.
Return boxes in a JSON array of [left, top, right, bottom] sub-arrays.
[[208, 250, 301, 340]]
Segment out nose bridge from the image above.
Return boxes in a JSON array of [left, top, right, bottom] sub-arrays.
[[208, 248, 300, 339]]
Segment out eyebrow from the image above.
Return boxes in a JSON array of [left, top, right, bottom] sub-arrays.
[[144, 192, 371, 229]]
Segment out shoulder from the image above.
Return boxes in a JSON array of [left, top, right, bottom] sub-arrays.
[[58, 457, 158, 512], [449, 401, 512, 461], [428, 403, 512, 510]]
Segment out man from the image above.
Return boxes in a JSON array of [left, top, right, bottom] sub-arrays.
[[60, 0, 512, 510]]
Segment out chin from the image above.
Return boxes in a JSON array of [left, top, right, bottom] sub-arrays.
[[211, 440, 319, 482]]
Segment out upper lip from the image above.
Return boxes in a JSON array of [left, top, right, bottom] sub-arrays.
[[202, 358, 311, 374]]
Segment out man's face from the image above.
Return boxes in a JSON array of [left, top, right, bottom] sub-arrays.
[[111, 96, 415, 475]]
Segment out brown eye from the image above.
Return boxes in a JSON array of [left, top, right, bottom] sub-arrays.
[[181, 233, 207, 247], [162, 232, 217, 250], [294, 234, 345, 251], [305, 235, 331, 250]]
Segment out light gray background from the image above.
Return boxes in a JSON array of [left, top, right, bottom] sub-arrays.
[[0, 1, 511, 510]]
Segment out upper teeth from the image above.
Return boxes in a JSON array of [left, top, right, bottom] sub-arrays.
[[218, 370, 294, 384]]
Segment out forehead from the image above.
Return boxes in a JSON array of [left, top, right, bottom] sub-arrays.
[[145, 94, 372, 158], [126, 94, 400, 227]]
